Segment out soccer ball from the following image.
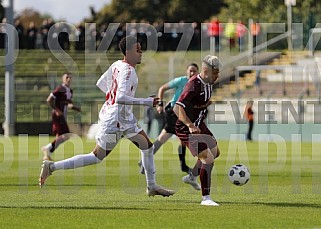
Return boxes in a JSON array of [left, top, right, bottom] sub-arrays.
[[228, 164, 250, 186]]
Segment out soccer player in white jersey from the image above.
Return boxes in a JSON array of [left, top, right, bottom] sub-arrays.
[[39, 35, 175, 197]]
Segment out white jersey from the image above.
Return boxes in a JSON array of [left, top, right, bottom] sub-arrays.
[[96, 60, 152, 131]]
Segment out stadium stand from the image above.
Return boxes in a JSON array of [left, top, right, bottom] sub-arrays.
[[233, 51, 318, 99], [0, 49, 121, 134], [2, 49, 316, 135]]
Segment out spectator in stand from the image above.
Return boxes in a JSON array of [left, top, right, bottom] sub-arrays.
[[224, 18, 236, 49], [0, 18, 7, 49], [153, 21, 165, 51], [207, 17, 223, 52], [112, 23, 125, 50], [98, 24, 107, 48], [169, 23, 180, 51], [58, 22, 71, 50], [15, 19, 25, 49], [43, 18, 55, 49], [251, 22, 261, 52], [75, 24, 85, 51], [48, 23, 60, 50], [163, 23, 172, 51], [201, 20, 210, 50], [35, 30, 44, 49], [191, 22, 201, 50], [236, 20, 247, 52], [86, 23, 98, 50], [26, 21, 38, 49], [40, 19, 49, 49]]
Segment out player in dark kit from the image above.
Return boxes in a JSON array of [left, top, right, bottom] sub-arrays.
[[138, 64, 201, 191], [41, 72, 81, 161], [174, 55, 222, 206]]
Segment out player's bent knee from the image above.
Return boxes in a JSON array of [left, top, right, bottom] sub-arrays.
[[211, 146, 220, 159], [211, 147, 221, 159], [200, 157, 214, 164], [128, 131, 152, 150], [216, 147, 221, 158], [93, 145, 110, 160], [199, 149, 214, 164]]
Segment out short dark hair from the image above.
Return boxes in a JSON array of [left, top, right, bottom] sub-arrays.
[[188, 63, 199, 70], [119, 36, 139, 56], [62, 72, 72, 77]]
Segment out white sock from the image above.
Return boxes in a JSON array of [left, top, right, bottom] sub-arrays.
[[202, 195, 211, 201], [51, 152, 101, 171], [141, 145, 156, 188], [44, 143, 52, 151]]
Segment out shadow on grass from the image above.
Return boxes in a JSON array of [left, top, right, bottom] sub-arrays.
[[253, 202, 321, 209], [223, 201, 321, 209], [0, 205, 151, 211], [0, 184, 114, 187], [0, 205, 189, 211]]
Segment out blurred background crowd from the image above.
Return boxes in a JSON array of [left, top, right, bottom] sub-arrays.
[[0, 0, 320, 52], [0, 17, 258, 51]]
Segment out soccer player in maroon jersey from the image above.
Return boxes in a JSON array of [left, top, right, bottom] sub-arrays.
[[41, 72, 81, 160], [174, 55, 222, 206]]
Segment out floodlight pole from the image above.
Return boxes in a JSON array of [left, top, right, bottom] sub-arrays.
[[248, 18, 253, 65], [297, 90, 306, 139], [285, 0, 295, 50], [287, 4, 293, 50], [3, 0, 15, 136]]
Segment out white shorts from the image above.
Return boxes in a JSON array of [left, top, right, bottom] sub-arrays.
[[95, 121, 143, 150]]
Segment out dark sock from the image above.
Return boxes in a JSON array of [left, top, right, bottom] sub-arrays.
[[200, 163, 213, 196], [49, 141, 56, 153], [178, 145, 186, 162], [178, 145, 190, 173], [191, 159, 202, 177]]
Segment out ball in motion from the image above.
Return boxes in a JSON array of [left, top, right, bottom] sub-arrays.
[[228, 164, 250, 186]]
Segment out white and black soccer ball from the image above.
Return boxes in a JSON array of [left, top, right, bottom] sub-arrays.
[[228, 164, 250, 186]]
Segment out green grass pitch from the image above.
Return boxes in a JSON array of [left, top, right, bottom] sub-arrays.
[[0, 136, 321, 228]]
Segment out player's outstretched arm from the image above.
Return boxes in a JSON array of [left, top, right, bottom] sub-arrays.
[[116, 92, 158, 107]]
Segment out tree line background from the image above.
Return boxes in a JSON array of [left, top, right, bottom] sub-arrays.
[[0, 0, 321, 44], [0, 0, 320, 25]]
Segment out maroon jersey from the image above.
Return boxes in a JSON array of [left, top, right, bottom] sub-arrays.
[[176, 74, 212, 127], [51, 84, 73, 117], [175, 74, 216, 156], [50, 84, 72, 135]]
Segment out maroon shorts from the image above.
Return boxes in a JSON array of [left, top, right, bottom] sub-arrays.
[[52, 114, 70, 136], [175, 122, 217, 156]]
